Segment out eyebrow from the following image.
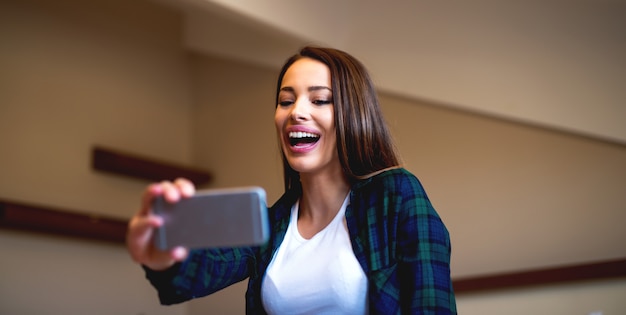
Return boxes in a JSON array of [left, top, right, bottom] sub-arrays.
[[279, 86, 332, 93]]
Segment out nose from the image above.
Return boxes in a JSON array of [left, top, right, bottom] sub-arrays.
[[290, 97, 310, 121]]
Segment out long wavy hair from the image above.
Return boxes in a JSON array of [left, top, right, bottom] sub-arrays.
[[276, 46, 401, 192]]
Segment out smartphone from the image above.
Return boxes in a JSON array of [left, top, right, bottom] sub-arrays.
[[152, 186, 269, 250]]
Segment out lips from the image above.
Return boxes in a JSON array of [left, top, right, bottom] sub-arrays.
[[285, 127, 320, 153], [289, 131, 320, 146]]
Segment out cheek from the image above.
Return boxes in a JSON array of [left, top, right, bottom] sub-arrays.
[[321, 109, 335, 134], [274, 109, 285, 130], [274, 109, 290, 148]]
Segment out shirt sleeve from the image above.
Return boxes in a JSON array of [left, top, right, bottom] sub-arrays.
[[143, 246, 257, 305], [396, 174, 457, 314]]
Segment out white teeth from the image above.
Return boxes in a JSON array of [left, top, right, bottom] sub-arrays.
[[289, 131, 319, 139]]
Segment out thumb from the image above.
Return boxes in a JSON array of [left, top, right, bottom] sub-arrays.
[[171, 246, 189, 262]]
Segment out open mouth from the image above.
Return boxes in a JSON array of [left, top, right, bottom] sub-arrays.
[[289, 131, 320, 147]]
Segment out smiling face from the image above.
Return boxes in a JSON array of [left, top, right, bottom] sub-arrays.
[[275, 58, 341, 178]]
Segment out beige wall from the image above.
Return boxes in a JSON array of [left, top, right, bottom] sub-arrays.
[[0, 0, 193, 217], [0, 0, 190, 314], [381, 93, 626, 276], [189, 54, 284, 202], [1, 0, 625, 314]]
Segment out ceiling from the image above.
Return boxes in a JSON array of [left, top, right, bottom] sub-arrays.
[[157, 0, 626, 144]]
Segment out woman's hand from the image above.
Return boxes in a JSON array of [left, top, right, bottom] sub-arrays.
[[126, 178, 195, 271]]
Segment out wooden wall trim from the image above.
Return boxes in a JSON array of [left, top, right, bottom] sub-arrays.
[[92, 146, 212, 186], [0, 199, 127, 244], [453, 258, 626, 293], [1, 198, 624, 292]]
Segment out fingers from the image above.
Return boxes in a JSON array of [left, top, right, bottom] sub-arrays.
[[162, 178, 196, 203], [138, 178, 196, 215], [128, 214, 163, 237], [139, 246, 189, 271], [139, 183, 164, 216], [174, 178, 195, 198], [128, 178, 195, 268], [171, 246, 189, 262], [126, 214, 163, 263]]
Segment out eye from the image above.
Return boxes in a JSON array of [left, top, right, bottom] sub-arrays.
[[278, 100, 294, 107], [312, 99, 332, 106]]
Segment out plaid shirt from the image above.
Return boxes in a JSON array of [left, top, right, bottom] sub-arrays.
[[145, 168, 457, 314]]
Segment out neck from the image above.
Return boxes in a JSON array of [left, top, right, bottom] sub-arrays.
[[298, 167, 350, 223]]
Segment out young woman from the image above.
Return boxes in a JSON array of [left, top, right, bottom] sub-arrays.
[[127, 46, 457, 314]]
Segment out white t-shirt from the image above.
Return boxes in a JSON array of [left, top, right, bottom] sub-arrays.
[[261, 195, 368, 315]]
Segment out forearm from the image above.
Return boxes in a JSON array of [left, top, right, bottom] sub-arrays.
[[143, 247, 256, 305]]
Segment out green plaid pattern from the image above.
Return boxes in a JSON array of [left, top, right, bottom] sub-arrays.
[[145, 168, 456, 314]]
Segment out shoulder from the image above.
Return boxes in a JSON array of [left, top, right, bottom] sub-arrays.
[[353, 167, 427, 199], [350, 168, 439, 226]]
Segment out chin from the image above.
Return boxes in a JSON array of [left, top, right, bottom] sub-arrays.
[[286, 159, 317, 173]]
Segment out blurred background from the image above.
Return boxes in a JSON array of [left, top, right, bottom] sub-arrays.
[[1, 0, 625, 314]]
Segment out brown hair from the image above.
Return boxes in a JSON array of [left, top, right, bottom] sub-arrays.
[[276, 46, 401, 192]]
